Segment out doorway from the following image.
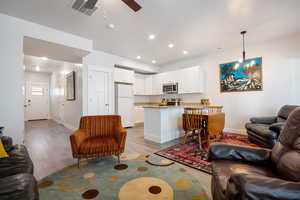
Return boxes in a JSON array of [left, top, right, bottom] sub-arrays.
[[25, 81, 50, 120]]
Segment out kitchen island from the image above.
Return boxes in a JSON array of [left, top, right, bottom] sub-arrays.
[[143, 106, 185, 143]]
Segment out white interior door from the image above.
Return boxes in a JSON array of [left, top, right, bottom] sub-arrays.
[[25, 82, 49, 120], [88, 70, 110, 115]]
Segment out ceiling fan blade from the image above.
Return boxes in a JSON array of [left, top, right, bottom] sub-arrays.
[[84, 0, 98, 9], [121, 0, 142, 12]]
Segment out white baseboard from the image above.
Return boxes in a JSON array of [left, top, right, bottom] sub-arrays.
[[63, 123, 77, 131], [224, 128, 247, 135], [51, 118, 77, 131]]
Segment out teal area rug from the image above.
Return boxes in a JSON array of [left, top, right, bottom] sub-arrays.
[[38, 153, 209, 200]]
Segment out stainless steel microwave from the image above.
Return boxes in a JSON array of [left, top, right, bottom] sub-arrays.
[[163, 83, 178, 94]]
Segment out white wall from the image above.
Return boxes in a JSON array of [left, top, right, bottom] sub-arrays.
[[161, 33, 300, 133], [25, 71, 50, 83], [50, 63, 82, 130], [0, 13, 92, 144], [82, 50, 159, 115]]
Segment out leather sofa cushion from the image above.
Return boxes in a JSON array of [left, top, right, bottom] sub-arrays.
[[79, 136, 119, 154], [0, 145, 34, 178], [212, 160, 276, 196], [245, 123, 277, 139], [277, 151, 300, 182], [0, 173, 38, 200], [277, 105, 299, 120]]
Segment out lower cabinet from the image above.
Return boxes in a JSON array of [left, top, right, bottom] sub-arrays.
[[134, 106, 144, 124]]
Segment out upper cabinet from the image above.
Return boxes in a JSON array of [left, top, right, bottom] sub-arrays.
[[133, 66, 204, 95], [114, 67, 134, 84], [134, 74, 145, 95], [178, 66, 204, 94], [144, 75, 153, 95]]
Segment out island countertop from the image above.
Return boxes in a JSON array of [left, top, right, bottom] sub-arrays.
[[143, 105, 185, 108]]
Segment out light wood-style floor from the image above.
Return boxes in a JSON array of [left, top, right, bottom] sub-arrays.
[[24, 120, 212, 198]]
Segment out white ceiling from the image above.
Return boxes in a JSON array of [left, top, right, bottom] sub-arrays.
[[1, 0, 300, 65], [24, 36, 90, 63]]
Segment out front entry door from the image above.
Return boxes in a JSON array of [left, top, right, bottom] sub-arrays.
[[25, 82, 49, 120], [88, 70, 110, 115]]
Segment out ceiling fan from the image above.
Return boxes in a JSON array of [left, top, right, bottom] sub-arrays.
[[79, 0, 142, 12]]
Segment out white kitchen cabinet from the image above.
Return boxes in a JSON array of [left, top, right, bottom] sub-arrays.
[[132, 66, 203, 96], [178, 66, 203, 94], [144, 75, 153, 95], [134, 74, 145, 95], [152, 73, 163, 95], [114, 68, 134, 84]]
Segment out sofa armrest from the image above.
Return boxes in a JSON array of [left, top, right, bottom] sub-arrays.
[[115, 127, 127, 151], [207, 143, 271, 165], [269, 122, 285, 135], [250, 116, 277, 124], [0, 145, 34, 178], [0, 136, 13, 152], [227, 173, 300, 200], [70, 130, 88, 155]]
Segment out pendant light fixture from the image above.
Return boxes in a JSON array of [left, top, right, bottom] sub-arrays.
[[240, 30, 247, 63]]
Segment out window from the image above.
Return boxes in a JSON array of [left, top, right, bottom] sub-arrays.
[[31, 87, 44, 96]]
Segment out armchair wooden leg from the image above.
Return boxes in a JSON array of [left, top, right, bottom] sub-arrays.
[[118, 154, 120, 164], [77, 158, 81, 169]]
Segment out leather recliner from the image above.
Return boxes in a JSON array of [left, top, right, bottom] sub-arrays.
[[245, 105, 299, 148], [0, 135, 39, 200], [208, 107, 300, 200]]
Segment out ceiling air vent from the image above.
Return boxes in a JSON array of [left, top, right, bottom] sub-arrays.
[[72, 0, 98, 16]]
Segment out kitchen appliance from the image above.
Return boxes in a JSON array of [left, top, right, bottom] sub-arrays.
[[115, 83, 134, 128], [162, 83, 178, 94]]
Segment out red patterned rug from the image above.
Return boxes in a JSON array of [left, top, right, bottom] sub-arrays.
[[155, 133, 258, 174]]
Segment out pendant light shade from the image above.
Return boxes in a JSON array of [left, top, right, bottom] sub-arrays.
[[241, 31, 247, 63]]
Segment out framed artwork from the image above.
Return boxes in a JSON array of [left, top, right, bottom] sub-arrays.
[[220, 57, 262, 92], [66, 71, 76, 101]]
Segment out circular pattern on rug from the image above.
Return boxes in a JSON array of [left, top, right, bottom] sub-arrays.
[[179, 168, 187, 172], [174, 179, 192, 189], [149, 186, 162, 194], [81, 189, 99, 199], [59, 174, 93, 192], [137, 166, 148, 172], [145, 155, 175, 167], [161, 159, 173, 165], [120, 153, 140, 160], [60, 163, 89, 173], [106, 176, 119, 182], [114, 164, 128, 170], [38, 181, 53, 189], [118, 177, 174, 200], [83, 173, 95, 179], [192, 193, 209, 200]]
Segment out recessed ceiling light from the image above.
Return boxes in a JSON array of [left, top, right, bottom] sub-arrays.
[[36, 66, 40, 71], [168, 43, 174, 48], [148, 34, 156, 40], [107, 23, 115, 29], [152, 60, 157, 64], [136, 56, 141, 60], [41, 57, 48, 61], [183, 50, 189, 55]]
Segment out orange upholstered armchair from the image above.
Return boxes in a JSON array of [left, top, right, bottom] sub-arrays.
[[70, 115, 127, 167]]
